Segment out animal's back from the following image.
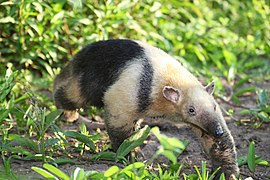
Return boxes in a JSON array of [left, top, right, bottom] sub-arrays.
[[62, 39, 147, 108]]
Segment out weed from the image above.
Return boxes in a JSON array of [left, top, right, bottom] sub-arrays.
[[150, 127, 189, 165], [183, 161, 222, 180], [237, 141, 269, 173], [240, 88, 270, 127]]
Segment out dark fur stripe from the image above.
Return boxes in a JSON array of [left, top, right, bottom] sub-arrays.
[[72, 39, 145, 107], [137, 58, 154, 113]]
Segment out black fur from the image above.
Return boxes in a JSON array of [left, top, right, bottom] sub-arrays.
[[71, 39, 146, 107], [137, 59, 154, 113]]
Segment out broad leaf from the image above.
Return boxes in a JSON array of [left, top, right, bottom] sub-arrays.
[[43, 163, 69, 180], [247, 141, 256, 172], [32, 167, 59, 179], [116, 125, 150, 157], [64, 131, 95, 151]]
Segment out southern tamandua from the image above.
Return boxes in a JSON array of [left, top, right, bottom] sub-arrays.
[[53, 39, 239, 179]]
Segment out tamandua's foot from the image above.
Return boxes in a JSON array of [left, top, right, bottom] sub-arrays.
[[62, 110, 79, 122], [132, 146, 145, 160], [62, 110, 105, 131]]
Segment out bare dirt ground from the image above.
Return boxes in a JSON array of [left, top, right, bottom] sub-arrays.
[[1, 81, 269, 180]]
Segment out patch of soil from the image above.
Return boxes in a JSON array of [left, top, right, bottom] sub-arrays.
[[1, 81, 270, 180]]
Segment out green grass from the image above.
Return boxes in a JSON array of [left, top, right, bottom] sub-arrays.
[[1, 0, 270, 179]]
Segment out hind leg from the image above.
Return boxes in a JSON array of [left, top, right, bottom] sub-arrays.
[[54, 73, 85, 122], [54, 86, 80, 122]]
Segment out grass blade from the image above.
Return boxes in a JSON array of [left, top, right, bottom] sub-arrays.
[[31, 167, 59, 179], [104, 166, 119, 177], [43, 163, 70, 180]]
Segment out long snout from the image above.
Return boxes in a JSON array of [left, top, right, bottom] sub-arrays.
[[214, 125, 224, 137], [205, 123, 224, 138]]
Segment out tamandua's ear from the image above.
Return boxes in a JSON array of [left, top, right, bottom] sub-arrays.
[[163, 86, 181, 104], [205, 81, 215, 95]]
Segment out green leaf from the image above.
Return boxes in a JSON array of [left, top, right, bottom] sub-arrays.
[[86, 170, 104, 179], [0, 16, 15, 23], [161, 150, 177, 164], [51, 11, 64, 23], [121, 162, 145, 172], [0, 109, 10, 124], [116, 125, 150, 157], [257, 89, 269, 107], [219, 173, 225, 180], [194, 165, 202, 180], [38, 60, 55, 77], [45, 110, 63, 131], [237, 155, 248, 167], [44, 138, 59, 148], [122, 170, 134, 178], [79, 18, 92, 25], [43, 163, 70, 180], [0, 1, 14, 5], [193, 46, 205, 62], [25, 154, 44, 161], [104, 166, 119, 177], [255, 158, 269, 166], [223, 49, 236, 65], [92, 151, 116, 161], [27, 21, 42, 35], [257, 112, 270, 122], [64, 131, 95, 151], [32, 167, 59, 179], [234, 87, 256, 97], [54, 158, 75, 165], [262, 106, 270, 113], [1, 146, 32, 157], [247, 141, 256, 172], [151, 126, 188, 153], [201, 161, 207, 180], [73, 167, 84, 180], [15, 137, 39, 152]]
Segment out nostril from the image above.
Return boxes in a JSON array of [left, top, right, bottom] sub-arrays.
[[214, 126, 224, 137]]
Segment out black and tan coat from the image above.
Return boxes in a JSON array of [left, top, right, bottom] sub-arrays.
[[54, 39, 239, 179]]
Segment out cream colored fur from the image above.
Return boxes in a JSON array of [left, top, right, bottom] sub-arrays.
[[136, 41, 202, 115], [103, 60, 144, 128]]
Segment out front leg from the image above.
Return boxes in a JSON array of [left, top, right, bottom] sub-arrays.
[[103, 109, 135, 151], [191, 126, 239, 179]]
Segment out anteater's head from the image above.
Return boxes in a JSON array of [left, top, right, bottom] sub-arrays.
[[163, 81, 225, 138]]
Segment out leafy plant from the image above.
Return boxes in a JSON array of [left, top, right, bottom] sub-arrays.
[[32, 163, 81, 180], [32, 161, 182, 180], [92, 125, 151, 162], [0, 68, 18, 124], [240, 88, 270, 126], [150, 127, 189, 165], [237, 141, 269, 173], [183, 161, 222, 180], [12, 106, 62, 163]]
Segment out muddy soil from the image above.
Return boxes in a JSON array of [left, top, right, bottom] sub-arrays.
[[1, 81, 269, 180]]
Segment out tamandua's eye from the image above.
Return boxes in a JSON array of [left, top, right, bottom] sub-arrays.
[[214, 104, 217, 111], [188, 106, 196, 116]]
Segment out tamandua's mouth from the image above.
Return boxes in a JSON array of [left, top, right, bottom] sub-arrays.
[[186, 122, 224, 138], [186, 122, 210, 137]]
